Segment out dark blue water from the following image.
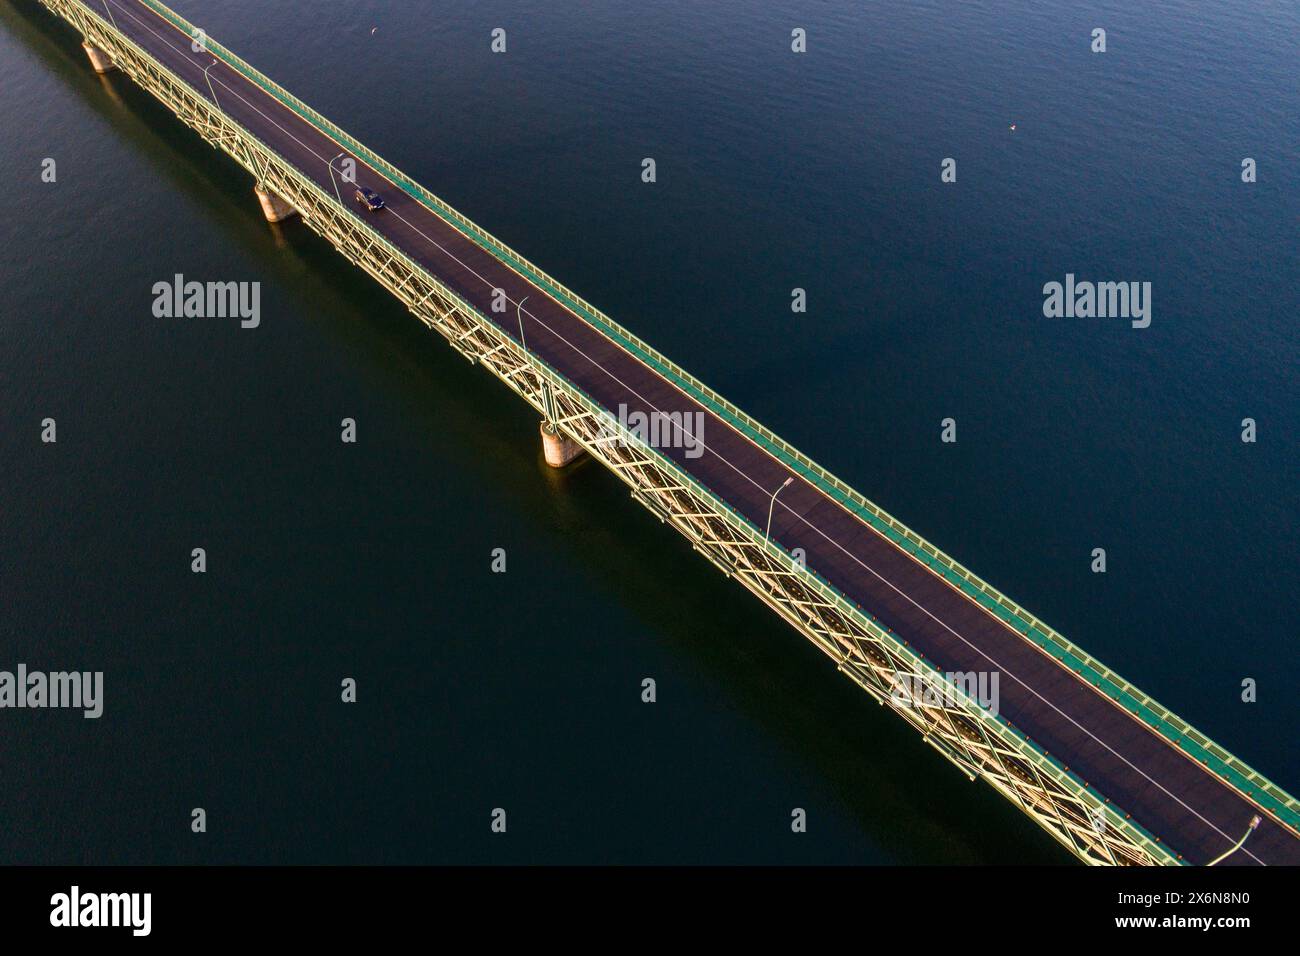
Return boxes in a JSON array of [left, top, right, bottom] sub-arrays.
[[1, 0, 1295, 864]]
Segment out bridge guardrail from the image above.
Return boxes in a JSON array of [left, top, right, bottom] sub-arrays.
[[130, 0, 1299, 835]]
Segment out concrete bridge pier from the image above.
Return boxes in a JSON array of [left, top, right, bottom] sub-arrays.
[[540, 422, 584, 468], [82, 41, 116, 73], [254, 186, 298, 223]]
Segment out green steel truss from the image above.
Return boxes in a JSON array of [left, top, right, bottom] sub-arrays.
[[39, 0, 1300, 866]]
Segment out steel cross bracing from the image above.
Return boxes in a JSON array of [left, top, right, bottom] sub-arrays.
[[41, 0, 1282, 866]]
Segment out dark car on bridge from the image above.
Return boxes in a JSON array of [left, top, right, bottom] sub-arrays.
[[355, 187, 386, 212]]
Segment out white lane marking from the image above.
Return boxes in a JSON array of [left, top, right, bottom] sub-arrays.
[[107, 0, 1266, 862]]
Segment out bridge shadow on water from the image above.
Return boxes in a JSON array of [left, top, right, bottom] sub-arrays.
[[2, 0, 1065, 864]]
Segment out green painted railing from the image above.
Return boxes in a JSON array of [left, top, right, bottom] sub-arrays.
[[131, 0, 1299, 835]]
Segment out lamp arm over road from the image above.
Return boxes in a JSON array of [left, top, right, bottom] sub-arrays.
[[203, 58, 220, 110], [1206, 815, 1261, 866], [327, 151, 346, 206], [765, 476, 794, 548]]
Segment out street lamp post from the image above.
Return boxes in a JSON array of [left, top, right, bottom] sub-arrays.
[[203, 58, 221, 110], [765, 476, 794, 548], [1207, 815, 1262, 866], [327, 152, 346, 205], [516, 295, 530, 355], [516, 295, 557, 422]]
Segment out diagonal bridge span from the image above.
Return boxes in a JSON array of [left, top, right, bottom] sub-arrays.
[[27, 0, 1300, 865]]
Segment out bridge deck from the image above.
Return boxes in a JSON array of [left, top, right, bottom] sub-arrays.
[[92, 0, 1298, 864]]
